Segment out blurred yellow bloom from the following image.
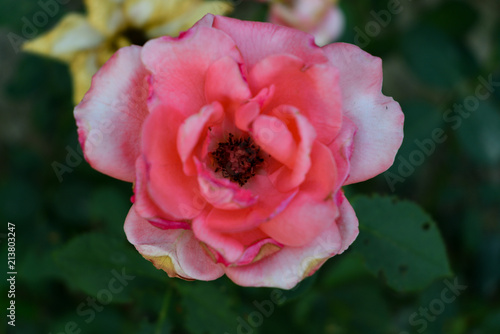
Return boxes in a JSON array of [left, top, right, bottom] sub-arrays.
[[23, 0, 233, 104]]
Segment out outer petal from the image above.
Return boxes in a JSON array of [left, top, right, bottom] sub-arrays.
[[22, 13, 104, 62], [124, 205, 224, 280], [194, 15, 329, 70], [323, 43, 404, 184], [225, 215, 342, 289], [140, 104, 205, 220], [74, 45, 149, 182], [141, 25, 242, 118], [335, 192, 359, 254]]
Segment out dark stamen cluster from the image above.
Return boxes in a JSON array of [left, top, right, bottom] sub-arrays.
[[211, 134, 264, 186]]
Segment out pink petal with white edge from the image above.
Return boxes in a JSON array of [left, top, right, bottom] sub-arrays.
[[323, 43, 404, 185], [124, 205, 224, 281], [194, 14, 329, 70], [248, 54, 342, 144], [141, 25, 242, 118], [141, 104, 205, 220], [335, 191, 359, 254], [177, 102, 224, 176], [225, 214, 342, 289], [74, 45, 149, 182]]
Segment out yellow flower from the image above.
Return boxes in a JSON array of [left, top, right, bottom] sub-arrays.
[[23, 0, 233, 104]]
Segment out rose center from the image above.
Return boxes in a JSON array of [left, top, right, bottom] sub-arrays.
[[211, 134, 263, 186]]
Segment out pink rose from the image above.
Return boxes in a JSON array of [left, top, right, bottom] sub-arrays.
[[75, 15, 403, 289]]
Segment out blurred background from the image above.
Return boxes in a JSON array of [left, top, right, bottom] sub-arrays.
[[1, 0, 499, 333]]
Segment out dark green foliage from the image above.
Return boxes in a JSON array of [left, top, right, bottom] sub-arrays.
[[1, 0, 499, 333]]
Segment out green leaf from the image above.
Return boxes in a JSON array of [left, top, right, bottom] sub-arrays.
[[177, 281, 239, 334], [351, 195, 452, 292], [53, 232, 165, 302]]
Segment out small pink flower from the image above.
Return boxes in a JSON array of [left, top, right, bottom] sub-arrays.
[[75, 15, 403, 289], [265, 0, 345, 46]]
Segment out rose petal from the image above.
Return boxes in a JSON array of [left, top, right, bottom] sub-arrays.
[[192, 212, 282, 265], [194, 14, 329, 70], [141, 25, 242, 118], [177, 102, 224, 175], [268, 108, 317, 192], [249, 54, 341, 144], [203, 174, 298, 233], [74, 45, 149, 182], [225, 215, 342, 289], [234, 86, 275, 132], [328, 116, 357, 191], [299, 141, 338, 200], [205, 56, 251, 111], [335, 191, 359, 254], [259, 192, 338, 247], [124, 205, 224, 280], [141, 104, 205, 220], [251, 115, 296, 168], [195, 158, 258, 210], [323, 43, 404, 184]]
